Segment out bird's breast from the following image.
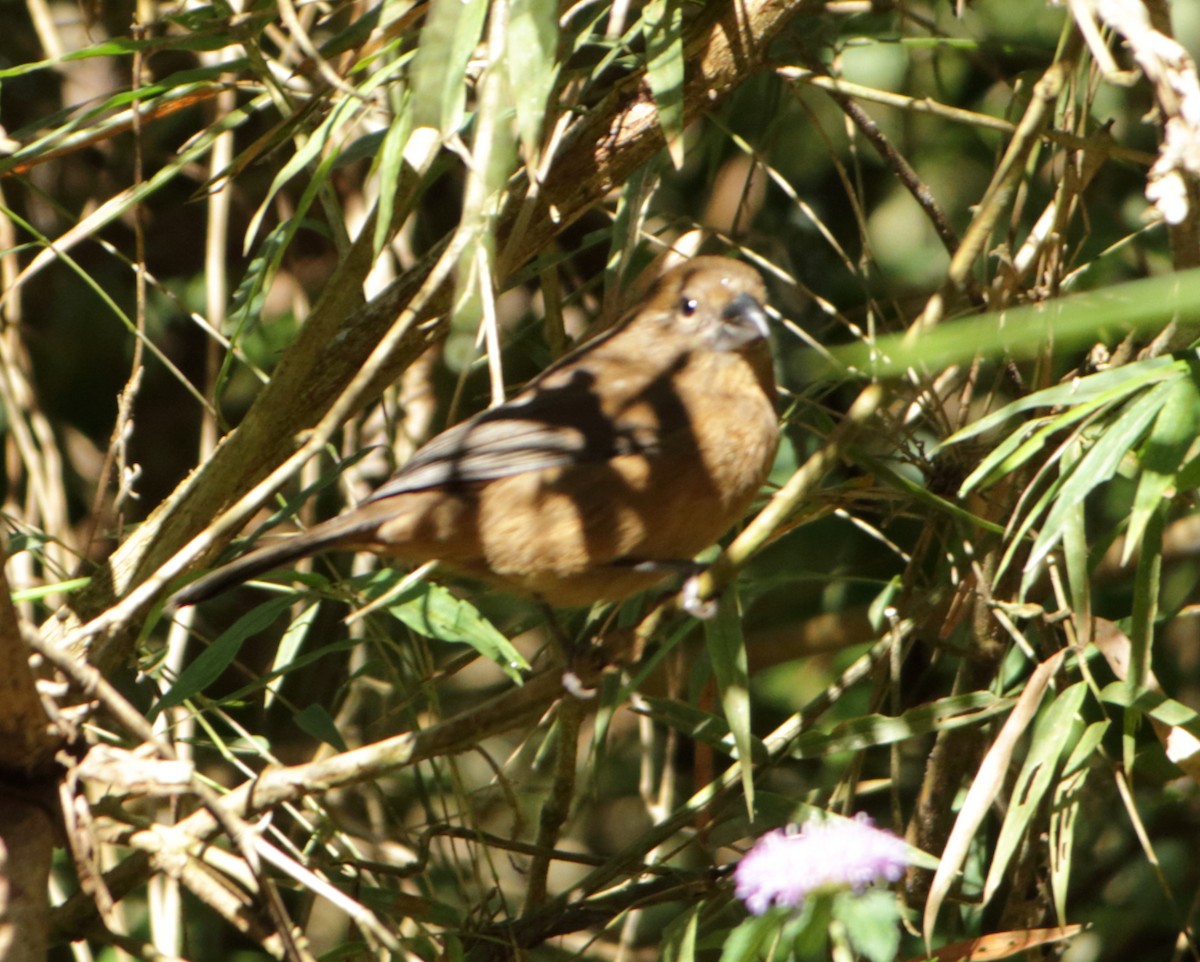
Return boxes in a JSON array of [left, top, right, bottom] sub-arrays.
[[369, 347, 778, 607]]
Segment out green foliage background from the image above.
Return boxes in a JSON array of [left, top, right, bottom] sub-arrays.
[[3, 0, 1200, 959]]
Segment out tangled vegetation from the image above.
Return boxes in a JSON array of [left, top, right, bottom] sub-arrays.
[[2, 0, 1200, 959]]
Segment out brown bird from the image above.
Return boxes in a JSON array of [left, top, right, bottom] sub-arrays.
[[171, 257, 779, 610]]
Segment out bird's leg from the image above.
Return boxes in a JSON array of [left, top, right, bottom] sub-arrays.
[[538, 601, 575, 660], [539, 602, 600, 698]]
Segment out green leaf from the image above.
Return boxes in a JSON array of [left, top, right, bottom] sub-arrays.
[[787, 895, 834, 958], [606, 156, 664, 296], [1124, 369, 1199, 564], [385, 581, 529, 681], [1101, 684, 1200, 744], [959, 404, 1106, 498], [10, 577, 90, 603], [0, 45, 122, 80], [1061, 719, 1109, 776], [662, 904, 700, 962], [293, 703, 349, 752], [371, 98, 415, 254], [222, 637, 360, 707], [637, 696, 766, 760], [1050, 765, 1089, 922], [717, 914, 783, 962], [998, 445, 1071, 592], [1025, 379, 1173, 574], [1061, 488, 1091, 644], [854, 449, 1004, 534], [247, 447, 375, 543], [867, 576, 901, 632], [411, 0, 489, 134], [506, 0, 559, 162], [789, 691, 1012, 757], [956, 414, 1056, 495], [982, 682, 1087, 906], [243, 93, 359, 252], [643, 0, 686, 168], [832, 889, 902, 962], [945, 355, 1183, 450], [957, 360, 1186, 508], [1175, 448, 1200, 492], [821, 272, 1200, 380], [265, 601, 320, 709], [704, 589, 755, 816], [153, 596, 295, 717], [1127, 504, 1165, 701]]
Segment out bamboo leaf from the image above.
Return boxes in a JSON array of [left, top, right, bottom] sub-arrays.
[[1123, 369, 1199, 564], [789, 691, 1011, 757], [822, 272, 1200, 380], [704, 589, 755, 816], [507, 0, 559, 162], [293, 703, 348, 752], [265, 601, 320, 709], [924, 650, 1065, 946], [411, 0, 489, 134], [1025, 380, 1173, 574], [385, 581, 529, 681], [944, 356, 1183, 449], [153, 596, 295, 717], [982, 682, 1087, 907], [642, 0, 685, 168]]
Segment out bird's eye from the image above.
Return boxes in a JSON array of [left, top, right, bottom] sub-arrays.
[[680, 297, 698, 317]]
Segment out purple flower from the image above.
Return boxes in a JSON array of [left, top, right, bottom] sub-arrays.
[[733, 813, 909, 915]]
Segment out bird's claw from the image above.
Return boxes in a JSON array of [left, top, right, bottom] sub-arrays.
[[680, 575, 719, 620], [561, 670, 599, 699]]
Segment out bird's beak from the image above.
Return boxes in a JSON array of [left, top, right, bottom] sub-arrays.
[[723, 292, 771, 341]]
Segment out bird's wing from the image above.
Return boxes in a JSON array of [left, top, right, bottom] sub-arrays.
[[370, 391, 662, 500]]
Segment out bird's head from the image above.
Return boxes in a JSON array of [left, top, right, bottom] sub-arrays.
[[645, 256, 771, 353]]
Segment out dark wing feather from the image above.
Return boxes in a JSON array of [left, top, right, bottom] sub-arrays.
[[372, 390, 661, 500]]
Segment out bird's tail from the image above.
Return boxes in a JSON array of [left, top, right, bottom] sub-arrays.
[[169, 527, 351, 609]]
